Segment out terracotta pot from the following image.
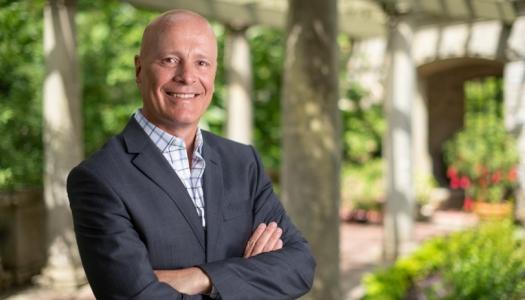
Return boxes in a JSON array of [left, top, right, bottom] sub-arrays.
[[473, 201, 512, 220]]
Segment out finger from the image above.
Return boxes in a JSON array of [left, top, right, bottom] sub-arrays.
[[263, 227, 283, 252], [244, 223, 267, 258], [251, 222, 278, 256], [276, 239, 284, 250], [244, 223, 267, 257]]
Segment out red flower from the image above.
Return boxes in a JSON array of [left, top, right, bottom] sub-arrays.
[[447, 166, 458, 179], [508, 167, 518, 182], [450, 177, 461, 189], [463, 197, 474, 211], [460, 176, 471, 188], [491, 171, 502, 183]]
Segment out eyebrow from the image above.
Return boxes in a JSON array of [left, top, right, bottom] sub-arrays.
[[157, 50, 216, 61]]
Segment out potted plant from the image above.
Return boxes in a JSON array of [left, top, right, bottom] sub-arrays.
[[443, 78, 519, 219]]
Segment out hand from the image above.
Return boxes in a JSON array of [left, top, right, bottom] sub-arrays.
[[244, 222, 284, 258], [154, 267, 211, 295]]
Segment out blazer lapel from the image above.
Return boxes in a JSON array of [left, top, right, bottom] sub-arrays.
[[202, 138, 226, 262], [122, 119, 205, 250]]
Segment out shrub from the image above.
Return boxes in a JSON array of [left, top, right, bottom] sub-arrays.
[[362, 221, 525, 299], [362, 237, 446, 300], [437, 221, 525, 299]]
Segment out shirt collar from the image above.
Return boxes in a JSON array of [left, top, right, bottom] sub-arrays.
[[134, 109, 203, 156]]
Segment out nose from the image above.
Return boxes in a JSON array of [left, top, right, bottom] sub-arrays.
[[173, 62, 196, 84]]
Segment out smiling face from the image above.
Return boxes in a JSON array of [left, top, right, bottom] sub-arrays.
[[135, 11, 217, 136]]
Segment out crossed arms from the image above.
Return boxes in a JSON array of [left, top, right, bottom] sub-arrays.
[[154, 222, 284, 295]]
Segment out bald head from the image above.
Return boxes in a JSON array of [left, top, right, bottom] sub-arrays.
[[139, 9, 217, 59], [134, 9, 218, 138]]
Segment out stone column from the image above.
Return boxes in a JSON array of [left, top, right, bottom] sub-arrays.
[[225, 25, 253, 144], [282, 0, 340, 298], [504, 15, 525, 222], [40, 0, 85, 288], [383, 15, 416, 261], [413, 79, 431, 177]]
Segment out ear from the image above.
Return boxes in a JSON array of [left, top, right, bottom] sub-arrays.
[[134, 55, 142, 84]]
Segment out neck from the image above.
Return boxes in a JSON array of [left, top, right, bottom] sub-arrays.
[[140, 111, 198, 166], [142, 111, 197, 149]]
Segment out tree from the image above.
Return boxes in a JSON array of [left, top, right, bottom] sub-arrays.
[[0, 0, 44, 190], [281, 0, 341, 299]]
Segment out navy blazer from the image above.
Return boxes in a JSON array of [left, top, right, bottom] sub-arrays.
[[67, 118, 316, 299]]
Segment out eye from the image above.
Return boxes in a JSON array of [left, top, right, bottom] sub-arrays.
[[162, 57, 179, 65], [197, 60, 210, 67]]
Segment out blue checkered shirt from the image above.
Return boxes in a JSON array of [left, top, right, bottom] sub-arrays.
[[134, 110, 207, 227]]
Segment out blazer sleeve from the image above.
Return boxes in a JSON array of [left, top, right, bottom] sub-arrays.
[[199, 146, 316, 300], [67, 165, 183, 300]]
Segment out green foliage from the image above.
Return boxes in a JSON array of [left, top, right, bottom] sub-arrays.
[[77, 0, 156, 155], [363, 237, 446, 300], [249, 26, 284, 176], [341, 159, 384, 209], [341, 83, 385, 164], [340, 80, 385, 209], [444, 78, 519, 203], [438, 221, 525, 299], [200, 23, 227, 135], [363, 221, 525, 299], [0, 1, 45, 190]]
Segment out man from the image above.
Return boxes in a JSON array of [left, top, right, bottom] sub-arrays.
[[67, 9, 315, 300]]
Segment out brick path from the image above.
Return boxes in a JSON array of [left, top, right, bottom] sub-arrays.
[[1, 211, 477, 300]]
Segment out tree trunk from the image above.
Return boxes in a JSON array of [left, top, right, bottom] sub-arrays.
[[281, 0, 341, 299]]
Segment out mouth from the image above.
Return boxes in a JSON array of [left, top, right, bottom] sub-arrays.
[[165, 91, 199, 99]]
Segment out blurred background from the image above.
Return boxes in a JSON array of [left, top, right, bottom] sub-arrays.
[[1, 0, 525, 299]]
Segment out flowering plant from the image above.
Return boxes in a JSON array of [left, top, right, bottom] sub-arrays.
[[443, 79, 519, 209]]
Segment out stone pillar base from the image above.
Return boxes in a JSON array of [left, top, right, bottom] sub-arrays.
[[36, 267, 86, 290], [36, 231, 86, 289]]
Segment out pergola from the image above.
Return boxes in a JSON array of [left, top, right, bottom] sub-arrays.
[[41, 0, 525, 295], [123, 0, 521, 36], [125, 0, 386, 37]]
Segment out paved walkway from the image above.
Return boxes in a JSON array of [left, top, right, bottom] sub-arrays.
[[1, 211, 477, 300]]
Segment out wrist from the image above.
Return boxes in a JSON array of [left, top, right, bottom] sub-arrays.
[[154, 267, 212, 295], [194, 267, 212, 295]]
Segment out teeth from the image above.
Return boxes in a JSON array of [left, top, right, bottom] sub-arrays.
[[167, 92, 196, 99]]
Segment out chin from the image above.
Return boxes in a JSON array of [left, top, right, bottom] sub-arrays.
[[165, 115, 199, 128]]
